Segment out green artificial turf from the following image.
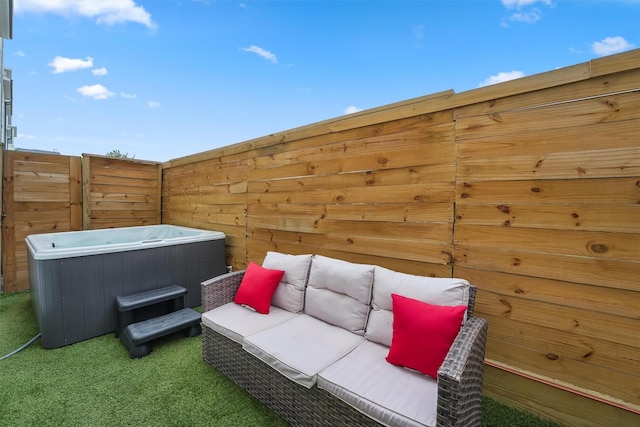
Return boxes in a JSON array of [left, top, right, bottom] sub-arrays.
[[0, 292, 559, 426]]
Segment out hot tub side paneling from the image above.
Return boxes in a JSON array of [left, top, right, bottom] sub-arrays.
[[29, 238, 226, 349]]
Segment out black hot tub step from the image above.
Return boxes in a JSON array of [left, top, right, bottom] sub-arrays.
[[120, 308, 202, 359], [116, 285, 187, 312]]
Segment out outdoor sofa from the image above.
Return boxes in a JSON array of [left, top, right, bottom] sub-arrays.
[[201, 252, 488, 427]]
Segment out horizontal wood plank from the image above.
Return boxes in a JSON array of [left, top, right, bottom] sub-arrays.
[[14, 171, 70, 183], [13, 159, 70, 173], [454, 203, 640, 233], [249, 226, 453, 265], [455, 224, 639, 261], [90, 167, 159, 181], [456, 90, 639, 140], [249, 150, 455, 183], [14, 191, 70, 203], [248, 164, 455, 194], [453, 267, 640, 319], [253, 129, 454, 170], [474, 289, 639, 347], [88, 218, 158, 228], [486, 337, 639, 405], [483, 364, 640, 426], [90, 210, 158, 219], [456, 244, 639, 290], [89, 200, 157, 210], [325, 202, 453, 223], [456, 120, 639, 160], [168, 192, 248, 205], [90, 174, 158, 187], [458, 146, 640, 181], [249, 183, 454, 205], [249, 208, 452, 239], [455, 65, 640, 121], [456, 177, 640, 205], [483, 313, 639, 376]]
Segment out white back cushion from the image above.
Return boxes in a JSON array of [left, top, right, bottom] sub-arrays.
[[366, 266, 470, 347], [304, 255, 374, 335], [262, 251, 312, 313]]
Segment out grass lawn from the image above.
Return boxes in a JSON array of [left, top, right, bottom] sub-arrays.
[[0, 292, 559, 426]]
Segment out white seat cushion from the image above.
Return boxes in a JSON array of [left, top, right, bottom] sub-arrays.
[[318, 340, 438, 427], [366, 266, 470, 347], [304, 255, 374, 335], [243, 314, 364, 389], [201, 302, 298, 344], [262, 251, 313, 313]]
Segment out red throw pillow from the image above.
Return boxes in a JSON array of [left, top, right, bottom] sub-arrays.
[[386, 293, 467, 379], [234, 262, 285, 314]]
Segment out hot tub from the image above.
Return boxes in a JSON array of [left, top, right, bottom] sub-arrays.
[[26, 225, 226, 348]]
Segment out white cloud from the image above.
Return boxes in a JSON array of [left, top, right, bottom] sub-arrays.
[[77, 84, 114, 100], [592, 36, 634, 56], [92, 67, 108, 76], [14, 0, 156, 29], [120, 92, 137, 99], [242, 45, 278, 63], [501, 0, 551, 26], [479, 71, 526, 87], [16, 50, 26, 57], [501, 0, 552, 8], [344, 106, 362, 114], [147, 101, 161, 109], [508, 9, 542, 23], [49, 56, 93, 74]]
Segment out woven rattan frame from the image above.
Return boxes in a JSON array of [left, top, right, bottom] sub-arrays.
[[201, 270, 488, 427]]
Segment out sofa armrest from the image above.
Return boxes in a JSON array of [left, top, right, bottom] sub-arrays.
[[436, 316, 488, 427], [201, 270, 246, 312]]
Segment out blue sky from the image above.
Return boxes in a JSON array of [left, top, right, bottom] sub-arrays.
[[6, 0, 639, 162]]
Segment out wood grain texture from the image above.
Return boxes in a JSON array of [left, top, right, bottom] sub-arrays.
[[161, 51, 640, 415], [2, 152, 83, 291]]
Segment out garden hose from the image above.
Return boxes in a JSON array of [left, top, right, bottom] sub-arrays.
[[0, 333, 41, 361]]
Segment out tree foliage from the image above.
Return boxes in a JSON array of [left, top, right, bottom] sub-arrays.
[[105, 149, 135, 159]]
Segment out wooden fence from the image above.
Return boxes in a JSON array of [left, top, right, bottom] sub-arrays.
[[82, 154, 162, 230], [161, 49, 640, 426], [1, 152, 161, 292]]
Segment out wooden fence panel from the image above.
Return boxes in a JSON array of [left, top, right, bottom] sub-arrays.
[[163, 49, 640, 424], [82, 154, 161, 229], [245, 111, 457, 276], [453, 51, 640, 416], [1, 151, 82, 292], [161, 155, 249, 268], [1, 152, 162, 292]]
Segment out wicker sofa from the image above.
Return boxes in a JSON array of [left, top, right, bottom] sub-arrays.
[[201, 252, 488, 427]]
